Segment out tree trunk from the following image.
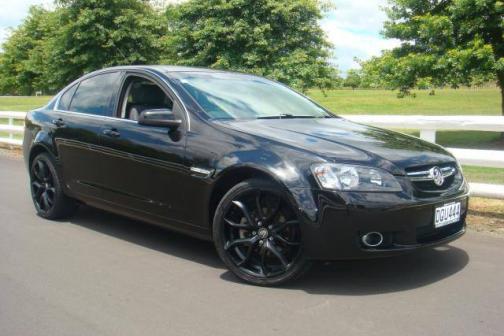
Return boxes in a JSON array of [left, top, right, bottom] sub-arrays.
[[501, 84, 504, 118], [501, 85, 504, 117], [498, 71, 504, 139]]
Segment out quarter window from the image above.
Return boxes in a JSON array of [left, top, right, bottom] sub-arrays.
[[69, 72, 122, 116], [58, 83, 78, 111]]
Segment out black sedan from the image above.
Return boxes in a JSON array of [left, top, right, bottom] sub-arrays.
[[23, 66, 468, 286]]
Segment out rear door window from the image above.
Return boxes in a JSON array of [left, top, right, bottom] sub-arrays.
[[69, 72, 122, 116]]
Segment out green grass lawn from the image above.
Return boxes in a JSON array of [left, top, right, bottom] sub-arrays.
[[307, 88, 501, 116], [0, 95, 52, 111], [462, 166, 504, 184], [1, 88, 501, 114], [0, 90, 502, 184]]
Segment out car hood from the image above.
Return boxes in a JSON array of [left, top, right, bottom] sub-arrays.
[[218, 118, 455, 174]]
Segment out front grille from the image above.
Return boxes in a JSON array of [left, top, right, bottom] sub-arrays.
[[406, 162, 463, 197]]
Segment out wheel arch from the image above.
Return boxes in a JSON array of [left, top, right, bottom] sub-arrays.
[[28, 143, 55, 169], [207, 163, 320, 230], [27, 128, 59, 169], [208, 165, 287, 229]]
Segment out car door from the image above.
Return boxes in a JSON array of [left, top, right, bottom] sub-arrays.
[[96, 72, 192, 225], [53, 71, 123, 200]]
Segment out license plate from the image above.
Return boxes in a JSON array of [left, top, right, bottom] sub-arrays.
[[434, 202, 461, 228]]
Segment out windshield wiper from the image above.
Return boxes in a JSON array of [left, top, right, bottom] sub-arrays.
[[257, 114, 324, 120]]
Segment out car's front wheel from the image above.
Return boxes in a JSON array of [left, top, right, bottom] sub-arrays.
[[213, 179, 311, 286]]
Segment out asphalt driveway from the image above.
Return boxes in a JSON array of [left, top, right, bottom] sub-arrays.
[[0, 154, 503, 336]]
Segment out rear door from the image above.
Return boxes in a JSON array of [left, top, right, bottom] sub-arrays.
[[53, 71, 123, 200]]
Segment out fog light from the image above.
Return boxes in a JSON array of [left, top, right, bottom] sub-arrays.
[[361, 232, 384, 247]]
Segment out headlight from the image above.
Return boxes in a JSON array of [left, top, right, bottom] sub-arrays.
[[311, 163, 402, 192]]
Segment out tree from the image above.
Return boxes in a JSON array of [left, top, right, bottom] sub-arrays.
[[46, 0, 167, 90], [0, 6, 60, 95], [0, 0, 338, 94], [375, 0, 503, 114], [161, 0, 337, 92], [343, 69, 362, 89], [357, 57, 385, 89], [0, 1, 167, 94]]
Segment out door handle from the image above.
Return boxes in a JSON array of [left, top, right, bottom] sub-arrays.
[[103, 128, 120, 138], [51, 118, 66, 128]]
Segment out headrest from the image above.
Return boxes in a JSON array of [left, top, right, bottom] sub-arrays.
[[131, 83, 166, 105]]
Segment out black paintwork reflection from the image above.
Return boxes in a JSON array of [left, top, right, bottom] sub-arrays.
[[218, 118, 455, 174], [97, 118, 190, 224]]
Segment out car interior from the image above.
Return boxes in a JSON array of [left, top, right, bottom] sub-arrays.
[[120, 77, 173, 120]]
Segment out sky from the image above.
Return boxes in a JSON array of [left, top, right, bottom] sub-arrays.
[[322, 0, 401, 74], [0, 0, 400, 75]]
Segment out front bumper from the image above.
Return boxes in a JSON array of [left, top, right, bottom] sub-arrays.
[[300, 189, 469, 260]]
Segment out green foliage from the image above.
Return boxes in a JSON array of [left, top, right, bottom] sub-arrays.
[[160, 0, 337, 92], [0, 6, 60, 95], [0, 1, 167, 94], [0, 0, 337, 94], [361, 0, 504, 114], [343, 69, 361, 89], [49, 0, 167, 89]]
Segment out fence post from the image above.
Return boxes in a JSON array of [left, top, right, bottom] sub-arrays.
[[8, 117, 14, 140], [420, 129, 436, 143]]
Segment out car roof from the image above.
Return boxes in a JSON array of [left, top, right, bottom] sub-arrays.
[[100, 65, 230, 74], [58, 65, 256, 99]]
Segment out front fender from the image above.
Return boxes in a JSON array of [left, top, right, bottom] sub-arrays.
[[213, 149, 320, 222]]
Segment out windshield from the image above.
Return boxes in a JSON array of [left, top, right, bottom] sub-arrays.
[[172, 72, 334, 120]]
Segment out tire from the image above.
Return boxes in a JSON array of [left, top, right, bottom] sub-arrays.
[[213, 178, 311, 286], [30, 152, 78, 220]]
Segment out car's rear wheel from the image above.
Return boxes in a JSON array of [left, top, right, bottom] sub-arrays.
[[30, 153, 78, 219], [213, 179, 311, 286]]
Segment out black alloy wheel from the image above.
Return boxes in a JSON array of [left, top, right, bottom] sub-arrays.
[[213, 179, 310, 286], [30, 153, 77, 219], [31, 158, 55, 213]]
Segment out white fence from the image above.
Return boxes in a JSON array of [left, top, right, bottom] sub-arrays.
[[345, 115, 504, 169], [0, 111, 24, 146], [345, 115, 504, 142], [1, 111, 503, 198]]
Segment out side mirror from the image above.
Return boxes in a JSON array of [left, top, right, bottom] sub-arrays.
[[138, 109, 182, 130]]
